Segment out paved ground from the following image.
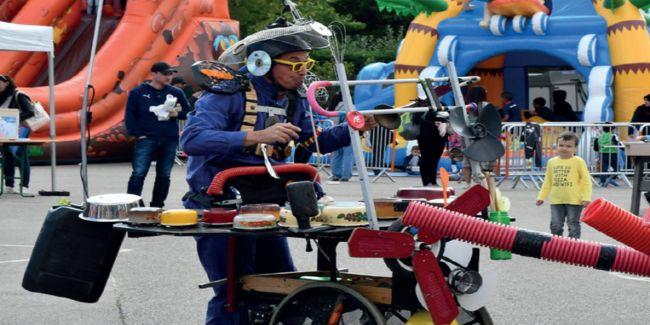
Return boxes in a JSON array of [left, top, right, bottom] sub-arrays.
[[1, 163, 649, 324]]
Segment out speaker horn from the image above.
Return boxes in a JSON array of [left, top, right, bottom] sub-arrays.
[[372, 104, 402, 130]]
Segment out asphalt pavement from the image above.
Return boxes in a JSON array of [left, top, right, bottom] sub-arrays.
[[1, 163, 648, 324]]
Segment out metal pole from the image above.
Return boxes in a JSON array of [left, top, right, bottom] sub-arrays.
[[38, 50, 70, 196], [334, 62, 379, 230], [79, 0, 105, 200], [47, 52, 57, 191]]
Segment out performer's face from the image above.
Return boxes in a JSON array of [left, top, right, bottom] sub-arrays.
[[271, 51, 310, 90]]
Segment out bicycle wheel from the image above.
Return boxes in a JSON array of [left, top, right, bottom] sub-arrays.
[[270, 282, 386, 325]]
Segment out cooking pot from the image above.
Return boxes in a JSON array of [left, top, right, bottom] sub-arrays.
[[80, 193, 142, 222]]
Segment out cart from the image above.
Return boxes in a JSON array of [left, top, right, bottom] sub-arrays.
[[112, 164, 495, 324]]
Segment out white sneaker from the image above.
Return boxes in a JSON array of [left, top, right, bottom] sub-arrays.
[[20, 187, 35, 197], [5, 186, 18, 194]]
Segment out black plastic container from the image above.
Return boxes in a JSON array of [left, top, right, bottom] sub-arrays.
[[22, 205, 125, 303]]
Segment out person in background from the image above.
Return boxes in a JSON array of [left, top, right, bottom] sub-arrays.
[[328, 93, 353, 181], [552, 90, 579, 121], [629, 94, 650, 136], [124, 61, 192, 207], [171, 76, 199, 108], [536, 131, 592, 238], [499, 91, 522, 122], [529, 97, 560, 121], [593, 122, 620, 187], [0, 75, 35, 196], [414, 108, 448, 186], [403, 145, 421, 174]]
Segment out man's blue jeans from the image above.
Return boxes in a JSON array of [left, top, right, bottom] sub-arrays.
[[331, 145, 353, 180], [127, 137, 178, 207], [196, 236, 295, 324]]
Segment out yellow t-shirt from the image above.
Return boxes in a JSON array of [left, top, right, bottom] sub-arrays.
[[537, 156, 592, 205]]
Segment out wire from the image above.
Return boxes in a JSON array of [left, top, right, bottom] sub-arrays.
[[328, 22, 347, 64], [80, 85, 95, 199]]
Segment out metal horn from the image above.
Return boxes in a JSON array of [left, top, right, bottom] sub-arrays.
[[372, 104, 402, 130], [372, 101, 431, 130]]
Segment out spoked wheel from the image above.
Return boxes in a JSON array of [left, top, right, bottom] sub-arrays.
[[270, 282, 386, 325]]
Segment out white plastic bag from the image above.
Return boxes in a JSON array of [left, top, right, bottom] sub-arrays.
[[24, 102, 50, 132]]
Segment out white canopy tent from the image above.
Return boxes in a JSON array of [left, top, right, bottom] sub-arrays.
[[0, 21, 65, 196]]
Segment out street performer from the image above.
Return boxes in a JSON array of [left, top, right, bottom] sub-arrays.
[[180, 19, 376, 324]]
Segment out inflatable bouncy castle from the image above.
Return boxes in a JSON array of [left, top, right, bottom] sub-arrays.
[[356, 0, 650, 123], [0, 0, 238, 162]]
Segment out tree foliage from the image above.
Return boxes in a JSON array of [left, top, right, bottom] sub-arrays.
[[228, 0, 410, 79]]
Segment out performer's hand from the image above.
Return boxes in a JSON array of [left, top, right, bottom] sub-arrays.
[[581, 200, 590, 207], [360, 115, 378, 132], [536, 200, 543, 206], [245, 123, 301, 145]]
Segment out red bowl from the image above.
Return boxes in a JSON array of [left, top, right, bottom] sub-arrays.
[[202, 208, 238, 224]]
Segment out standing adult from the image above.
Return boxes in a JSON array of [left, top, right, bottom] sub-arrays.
[[499, 91, 522, 122], [552, 90, 579, 121], [181, 20, 376, 324], [124, 61, 192, 207], [414, 109, 448, 186], [630, 94, 650, 135], [329, 93, 353, 181], [0, 75, 35, 196]]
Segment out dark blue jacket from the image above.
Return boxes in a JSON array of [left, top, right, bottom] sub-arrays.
[[181, 75, 351, 205], [124, 82, 192, 139]]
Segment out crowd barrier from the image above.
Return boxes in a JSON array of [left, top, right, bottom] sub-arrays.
[[178, 112, 650, 188], [497, 122, 650, 189]]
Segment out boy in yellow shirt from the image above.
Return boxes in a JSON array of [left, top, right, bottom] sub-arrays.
[[536, 132, 592, 238]]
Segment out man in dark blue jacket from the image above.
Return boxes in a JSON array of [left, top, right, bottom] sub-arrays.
[[181, 22, 375, 324], [124, 61, 192, 207]]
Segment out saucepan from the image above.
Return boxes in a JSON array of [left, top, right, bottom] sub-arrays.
[[79, 193, 142, 222]]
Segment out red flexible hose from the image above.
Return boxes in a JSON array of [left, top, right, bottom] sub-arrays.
[[403, 202, 650, 277], [403, 202, 518, 250], [582, 198, 650, 256], [207, 164, 319, 195]]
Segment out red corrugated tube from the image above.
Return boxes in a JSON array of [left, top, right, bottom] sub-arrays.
[[403, 202, 650, 277], [582, 198, 650, 256]]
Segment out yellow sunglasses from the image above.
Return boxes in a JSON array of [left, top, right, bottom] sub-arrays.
[[272, 58, 316, 72]]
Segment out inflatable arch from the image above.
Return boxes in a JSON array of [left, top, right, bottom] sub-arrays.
[[355, 0, 650, 123]]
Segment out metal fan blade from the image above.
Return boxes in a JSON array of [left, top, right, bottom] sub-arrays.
[[463, 135, 505, 162], [348, 228, 414, 258], [449, 106, 472, 137], [476, 103, 503, 137], [413, 250, 459, 325]]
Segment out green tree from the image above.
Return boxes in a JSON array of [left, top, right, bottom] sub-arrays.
[[229, 0, 409, 79]]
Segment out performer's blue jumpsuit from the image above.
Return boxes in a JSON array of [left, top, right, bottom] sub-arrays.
[[181, 75, 350, 324]]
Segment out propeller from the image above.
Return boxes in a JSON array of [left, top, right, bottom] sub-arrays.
[[449, 103, 504, 162], [348, 185, 491, 325]]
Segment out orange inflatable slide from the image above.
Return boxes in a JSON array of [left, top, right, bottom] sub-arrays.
[[0, 0, 238, 161]]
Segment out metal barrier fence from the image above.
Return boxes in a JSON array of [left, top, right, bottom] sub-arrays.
[[497, 122, 650, 189], [179, 114, 650, 187]]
